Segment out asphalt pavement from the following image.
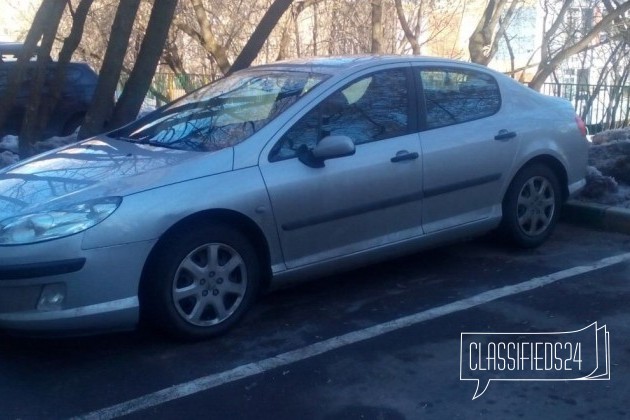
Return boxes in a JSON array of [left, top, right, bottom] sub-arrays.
[[0, 222, 628, 420]]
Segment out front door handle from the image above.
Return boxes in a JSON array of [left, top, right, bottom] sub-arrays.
[[391, 150, 419, 163], [495, 129, 517, 141]]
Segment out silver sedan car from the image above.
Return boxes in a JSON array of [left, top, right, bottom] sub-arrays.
[[0, 56, 588, 338]]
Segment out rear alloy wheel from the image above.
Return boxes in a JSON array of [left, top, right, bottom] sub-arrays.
[[501, 164, 561, 248], [143, 224, 260, 339]]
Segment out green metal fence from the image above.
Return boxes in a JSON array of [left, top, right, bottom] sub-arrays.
[[541, 82, 630, 133]]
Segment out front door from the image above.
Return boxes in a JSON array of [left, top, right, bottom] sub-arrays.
[[260, 67, 424, 268]]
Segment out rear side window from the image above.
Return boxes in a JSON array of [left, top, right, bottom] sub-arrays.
[[419, 68, 500, 129]]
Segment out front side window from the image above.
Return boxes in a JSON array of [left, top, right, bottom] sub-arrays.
[[419, 68, 500, 129], [110, 70, 328, 152], [270, 68, 409, 161]]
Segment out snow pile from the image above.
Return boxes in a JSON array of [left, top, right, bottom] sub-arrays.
[[578, 166, 624, 201], [0, 135, 18, 153], [576, 126, 630, 207], [32, 132, 79, 154], [1, 133, 80, 170], [591, 127, 630, 145], [0, 135, 19, 169], [587, 131, 630, 185], [1, 150, 19, 168]]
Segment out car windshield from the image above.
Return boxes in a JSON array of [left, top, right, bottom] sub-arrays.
[[111, 70, 328, 152]]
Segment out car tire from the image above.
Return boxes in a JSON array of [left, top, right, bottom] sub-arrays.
[[500, 164, 562, 248], [141, 224, 260, 340]]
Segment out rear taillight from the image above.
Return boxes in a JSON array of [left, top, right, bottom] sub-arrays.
[[575, 115, 587, 137]]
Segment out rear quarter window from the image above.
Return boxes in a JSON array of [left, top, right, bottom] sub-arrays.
[[419, 68, 501, 130]]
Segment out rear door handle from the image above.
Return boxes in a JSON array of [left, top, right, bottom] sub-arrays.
[[495, 130, 517, 141], [391, 151, 419, 163]]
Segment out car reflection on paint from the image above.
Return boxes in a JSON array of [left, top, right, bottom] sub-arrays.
[[0, 56, 588, 339]]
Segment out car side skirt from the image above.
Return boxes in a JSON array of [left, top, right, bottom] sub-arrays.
[[270, 215, 502, 288]]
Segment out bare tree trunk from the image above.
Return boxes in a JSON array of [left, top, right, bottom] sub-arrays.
[[164, 38, 187, 77], [109, 0, 178, 130], [502, 30, 516, 77], [277, 7, 297, 61], [581, 44, 619, 122], [34, 0, 94, 139], [328, 2, 338, 55], [229, 0, 295, 74], [78, 0, 141, 139], [278, 0, 326, 61], [189, 0, 232, 75], [18, 0, 68, 157], [313, 2, 319, 56], [394, 0, 421, 55], [295, 11, 302, 57], [468, 0, 520, 66], [371, 0, 384, 54], [606, 66, 629, 129]]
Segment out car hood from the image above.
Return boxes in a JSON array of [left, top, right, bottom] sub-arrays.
[[0, 137, 233, 220]]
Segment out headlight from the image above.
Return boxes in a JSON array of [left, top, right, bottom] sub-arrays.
[[0, 197, 122, 245]]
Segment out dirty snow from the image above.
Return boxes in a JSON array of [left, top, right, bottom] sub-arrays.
[[0, 135, 18, 154], [0, 135, 19, 168], [576, 127, 630, 208], [0, 133, 79, 170], [0, 104, 156, 171], [31, 132, 79, 154]]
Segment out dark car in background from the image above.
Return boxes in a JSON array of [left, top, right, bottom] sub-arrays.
[[0, 42, 97, 138]]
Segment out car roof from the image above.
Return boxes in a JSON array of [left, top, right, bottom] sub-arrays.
[[0, 43, 96, 76], [0, 42, 39, 60], [249, 55, 495, 75]]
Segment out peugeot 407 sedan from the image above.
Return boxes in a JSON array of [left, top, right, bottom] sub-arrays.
[[0, 56, 588, 339]]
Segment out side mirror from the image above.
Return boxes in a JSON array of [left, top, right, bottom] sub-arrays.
[[298, 135, 355, 168]]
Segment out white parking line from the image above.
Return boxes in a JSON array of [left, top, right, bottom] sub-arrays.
[[75, 252, 630, 420]]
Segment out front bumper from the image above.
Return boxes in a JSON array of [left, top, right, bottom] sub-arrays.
[[0, 235, 155, 333]]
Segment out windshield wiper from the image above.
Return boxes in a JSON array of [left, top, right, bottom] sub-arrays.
[[114, 136, 182, 150]]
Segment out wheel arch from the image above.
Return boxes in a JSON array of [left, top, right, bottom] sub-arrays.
[[138, 209, 273, 300], [507, 154, 569, 202]]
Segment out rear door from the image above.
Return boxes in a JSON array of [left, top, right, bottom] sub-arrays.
[[414, 65, 519, 233], [260, 65, 424, 268]]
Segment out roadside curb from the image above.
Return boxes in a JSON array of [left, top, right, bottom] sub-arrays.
[[563, 200, 630, 235]]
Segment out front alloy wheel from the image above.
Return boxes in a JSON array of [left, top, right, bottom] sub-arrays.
[[172, 243, 247, 327], [142, 224, 260, 340]]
